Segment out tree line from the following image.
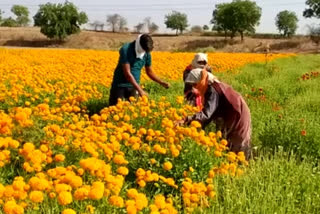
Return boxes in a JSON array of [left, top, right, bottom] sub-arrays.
[[0, 1, 319, 41]]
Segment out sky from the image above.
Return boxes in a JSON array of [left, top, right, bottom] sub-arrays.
[[0, 0, 319, 34]]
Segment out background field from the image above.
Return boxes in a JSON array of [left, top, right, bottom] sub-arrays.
[[0, 27, 319, 53]]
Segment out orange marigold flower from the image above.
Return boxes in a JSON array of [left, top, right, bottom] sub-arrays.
[[62, 208, 76, 214], [58, 191, 73, 205], [29, 191, 44, 203]]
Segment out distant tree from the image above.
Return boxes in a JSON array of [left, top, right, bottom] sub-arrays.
[[34, 2, 88, 40], [191, 25, 203, 33], [1, 17, 18, 27], [164, 11, 188, 35], [203, 25, 209, 31], [11, 5, 30, 26], [119, 16, 127, 32], [144, 17, 159, 33], [90, 20, 104, 31], [211, 3, 230, 38], [107, 14, 120, 32], [211, 0, 261, 41], [275, 10, 299, 37], [149, 23, 159, 33], [303, 0, 320, 19], [0, 10, 3, 23], [135, 23, 145, 33], [308, 24, 320, 45]]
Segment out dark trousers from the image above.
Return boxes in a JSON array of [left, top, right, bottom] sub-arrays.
[[109, 87, 137, 106]]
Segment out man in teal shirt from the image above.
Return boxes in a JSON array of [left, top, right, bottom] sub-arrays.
[[109, 34, 169, 106]]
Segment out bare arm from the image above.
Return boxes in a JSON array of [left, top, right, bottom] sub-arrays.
[[122, 63, 147, 96], [145, 66, 170, 89]]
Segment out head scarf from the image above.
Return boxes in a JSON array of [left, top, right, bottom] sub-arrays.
[[135, 34, 145, 59], [185, 68, 220, 109], [191, 53, 208, 69]]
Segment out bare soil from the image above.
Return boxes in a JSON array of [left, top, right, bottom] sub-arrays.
[[0, 27, 319, 53]]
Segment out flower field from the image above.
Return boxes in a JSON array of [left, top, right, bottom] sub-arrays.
[[0, 49, 295, 214]]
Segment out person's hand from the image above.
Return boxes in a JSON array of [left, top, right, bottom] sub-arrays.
[[139, 90, 148, 97], [174, 119, 185, 127], [160, 82, 170, 89]]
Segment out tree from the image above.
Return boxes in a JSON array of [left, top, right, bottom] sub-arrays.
[[144, 17, 159, 33], [149, 23, 159, 34], [303, 0, 320, 18], [11, 5, 30, 26], [90, 20, 104, 31], [135, 23, 145, 33], [1, 17, 18, 27], [107, 14, 120, 32], [119, 16, 127, 32], [275, 11, 299, 37], [164, 11, 188, 35], [308, 24, 320, 45], [34, 2, 88, 40], [211, 3, 231, 38], [191, 25, 203, 33], [0, 10, 3, 23], [203, 25, 209, 31], [211, 0, 262, 41]]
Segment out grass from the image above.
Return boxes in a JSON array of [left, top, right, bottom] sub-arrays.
[[206, 151, 320, 214]]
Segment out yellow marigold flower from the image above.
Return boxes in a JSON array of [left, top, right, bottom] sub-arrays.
[[214, 150, 222, 157], [49, 192, 56, 199], [54, 154, 65, 162], [150, 158, 157, 165], [88, 182, 104, 200], [135, 193, 148, 211], [137, 180, 146, 188], [29, 191, 44, 203], [163, 161, 173, 171], [58, 191, 73, 205], [190, 121, 202, 128], [62, 208, 76, 214], [216, 131, 222, 138], [4, 200, 24, 214], [109, 195, 124, 208], [135, 168, 146, 177], [113, 155, 128, 165], [155, 195, 166, 209], [126, 205, 137, 214], [127, 188, 139, 199], [86, 205, 95, 214], [74, 187, 89, 200]]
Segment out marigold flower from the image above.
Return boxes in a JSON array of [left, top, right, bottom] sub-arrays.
[[58, 191, 73, 205], [62, 208, 76, 214], [109, 195, 124, 208], [163, 162, 173, 171], [29, 191, 44, 203]]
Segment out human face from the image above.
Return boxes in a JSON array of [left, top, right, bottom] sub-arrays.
[[197, 60, 207, 66]]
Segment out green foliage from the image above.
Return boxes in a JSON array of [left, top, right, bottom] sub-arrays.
[[33, 2, 88, 40], [217, 54, 320, 159], [303, 0, 320, 19], [276, 10, 299, 37], [11, 5, 30, 26], [203, 25, 209, 31], [164, 11, 188, 35], [0, 17, 18, 27], [211, 0, 262, 41], [205, 151, 320, 214]]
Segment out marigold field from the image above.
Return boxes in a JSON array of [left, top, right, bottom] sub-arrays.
[[0, 49, 295, 214]]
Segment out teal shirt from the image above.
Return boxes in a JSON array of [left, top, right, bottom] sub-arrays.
[[111, 41, 152, 88]]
